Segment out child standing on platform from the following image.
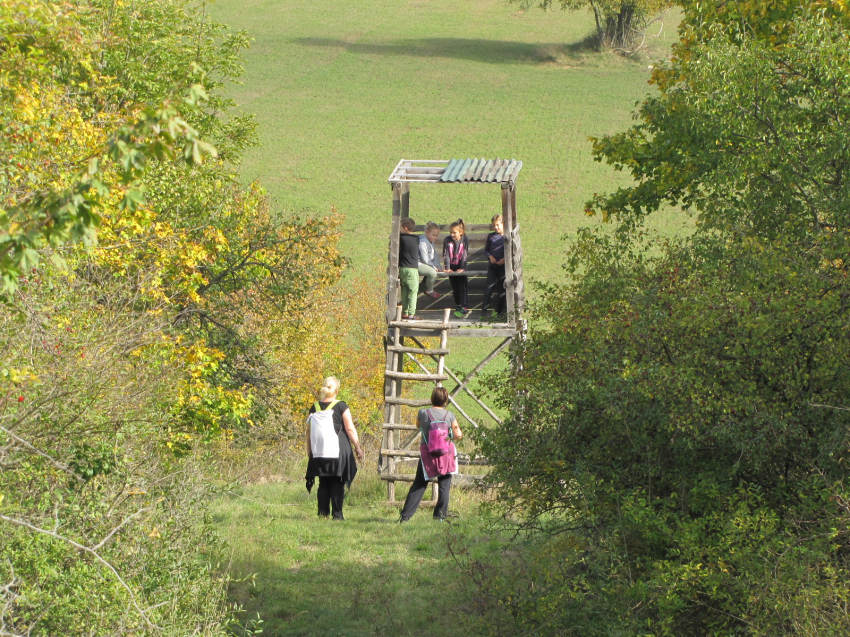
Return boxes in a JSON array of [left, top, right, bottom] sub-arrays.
[[443, 219, 469, 318], [481, 214, 506, 319], [398, 218, 421, 320]]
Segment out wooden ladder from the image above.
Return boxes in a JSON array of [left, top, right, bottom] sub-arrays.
[[380, 306, 451, 504]]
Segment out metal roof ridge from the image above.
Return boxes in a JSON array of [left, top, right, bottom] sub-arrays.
[[390, 158, 523, 183]]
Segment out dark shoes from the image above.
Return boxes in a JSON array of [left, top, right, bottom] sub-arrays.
[[434, 511, 459, 521]]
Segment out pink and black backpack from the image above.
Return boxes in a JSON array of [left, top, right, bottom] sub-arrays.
[[424, 408, 452, 457]]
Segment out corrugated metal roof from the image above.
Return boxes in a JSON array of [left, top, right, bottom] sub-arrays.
[[388, 158, 523, 184]]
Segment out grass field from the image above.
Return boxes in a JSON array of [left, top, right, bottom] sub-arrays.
[[210, 0, 687, 280], [207, 1, 684, 633], [213, 471, 504, 637]]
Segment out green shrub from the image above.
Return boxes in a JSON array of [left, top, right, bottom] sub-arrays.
[[473, 6, 850, 635]]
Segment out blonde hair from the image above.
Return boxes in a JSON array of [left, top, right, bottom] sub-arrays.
[[318, 376, 340, 401], [400, 218, 416, 231], [425, 221, 440, 233], [491, 214, 503, 225]]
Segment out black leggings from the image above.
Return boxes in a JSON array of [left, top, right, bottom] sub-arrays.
[[317, 476, 345, 520], [449, 265, 468, 308], [400, 461, 453, 520], [482, 264, 505, 313]]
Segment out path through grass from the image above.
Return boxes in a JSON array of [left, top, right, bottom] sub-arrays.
[[212, 474, 499, 637], [207, 2, 686, 632]]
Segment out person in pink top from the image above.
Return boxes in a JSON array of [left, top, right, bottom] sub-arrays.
[[399, 387, 463, 522], [442, 219, 470, 318]]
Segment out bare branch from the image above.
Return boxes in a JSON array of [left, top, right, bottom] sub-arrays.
[[0, 425, 82, 482], [92, 506, 154, 551], [0, 515, 161, 632], [808, 402, 850, 412]]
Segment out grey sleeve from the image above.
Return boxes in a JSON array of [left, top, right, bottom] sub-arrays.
[[418, 237, 430, 264], [420, 238, 440, 269], [418, 409, 430, 442]]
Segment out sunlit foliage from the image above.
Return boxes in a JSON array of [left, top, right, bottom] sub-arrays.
[[0, 1, 382, 634]]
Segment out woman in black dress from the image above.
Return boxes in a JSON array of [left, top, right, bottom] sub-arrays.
[[305, 377, 365, 520]]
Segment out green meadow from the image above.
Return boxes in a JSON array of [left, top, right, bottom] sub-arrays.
[[213, 474, 501, 637], [208, 1, 684, 634], [211, 0, 687, 279]]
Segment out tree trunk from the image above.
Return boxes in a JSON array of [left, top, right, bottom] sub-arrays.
[[589, 0, 604, 44], [602, 2, 639, 51]]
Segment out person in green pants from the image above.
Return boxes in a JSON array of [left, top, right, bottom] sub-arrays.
[[399, 218, 421, 320]]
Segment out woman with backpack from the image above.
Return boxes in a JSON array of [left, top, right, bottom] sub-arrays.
[[399, 386, 463, 522], [305, 376, 365, 520]]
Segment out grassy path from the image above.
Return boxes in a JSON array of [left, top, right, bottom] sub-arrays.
[[207, 2, 684, 633], [212, 477, 499, 636]]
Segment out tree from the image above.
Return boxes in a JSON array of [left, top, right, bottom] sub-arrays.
[[0, 1, 382, 634], [588, 0, 850, 235], [471, 6, 850, 636], [0, 0, 219, 293], [522, 0, 671, 53]]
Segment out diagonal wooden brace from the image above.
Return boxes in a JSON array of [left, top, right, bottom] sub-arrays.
[[408, 335, 507, 425], [403, 351, 479, 430]]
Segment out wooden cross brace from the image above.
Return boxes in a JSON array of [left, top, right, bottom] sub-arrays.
[[406, 334, 511, 427]]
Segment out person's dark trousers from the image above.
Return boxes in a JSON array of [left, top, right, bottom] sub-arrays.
[[448, 265, 468, 308], [481, 264, 505, 314], [400, 461, 453, 520], [317, 476, 346, 520]]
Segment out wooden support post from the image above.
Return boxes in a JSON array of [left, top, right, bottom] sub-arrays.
[[437, 308, 450, 385], [510, 183, 518, 230], [502, 184, 516, 325], [401, 181, 410, 220], [509, 184, 522, 321], [393, 314, 406, 501], [386, 183, 402, 324], [385, 305, 404, 503]]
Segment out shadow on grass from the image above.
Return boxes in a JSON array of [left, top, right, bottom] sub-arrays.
[[292, 35, 600, 65], [225, 516, 478, 637]]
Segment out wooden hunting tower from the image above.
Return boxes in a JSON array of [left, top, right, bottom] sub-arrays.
[[379, 158, 526, 504]]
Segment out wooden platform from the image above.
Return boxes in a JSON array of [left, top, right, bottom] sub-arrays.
[[379, 159, 524, 505]]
